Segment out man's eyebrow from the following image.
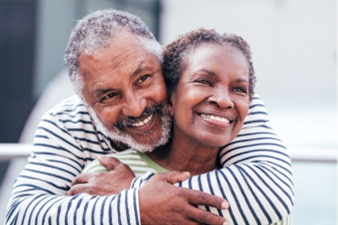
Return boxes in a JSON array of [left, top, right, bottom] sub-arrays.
[[94, 88, 114, 97], [130, 62, 149, 79]]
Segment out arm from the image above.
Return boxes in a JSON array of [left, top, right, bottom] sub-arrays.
[[132, 95, 294, 224], [212, 95, 293, 224], [5, 101, 227, 225], [4, 112, 139, 225]]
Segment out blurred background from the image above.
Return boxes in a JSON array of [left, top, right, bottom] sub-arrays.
[[0, 0, 336, 224]]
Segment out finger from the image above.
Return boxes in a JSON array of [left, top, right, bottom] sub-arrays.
[[71, 173, 91, 185], [186, 190, 229, 210], [97, 155, 122, 171], [188, 207, 228, 225], [161, 171, 191, 184], [67, 183, 90, 196]]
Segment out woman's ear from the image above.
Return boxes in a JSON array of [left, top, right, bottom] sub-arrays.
[[168, 92, 176, 116]]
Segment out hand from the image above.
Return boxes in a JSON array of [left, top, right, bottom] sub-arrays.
[[67, 156, 135, 196], [139, 171, 229, 225]]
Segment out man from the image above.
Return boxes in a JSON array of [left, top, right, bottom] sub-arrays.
[[5, 9, 293, 225]]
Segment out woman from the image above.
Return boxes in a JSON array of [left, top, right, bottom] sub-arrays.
[[83, 28, 290, 225]]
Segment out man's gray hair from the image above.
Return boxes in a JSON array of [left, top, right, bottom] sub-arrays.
[[64, 9, 162, 94]]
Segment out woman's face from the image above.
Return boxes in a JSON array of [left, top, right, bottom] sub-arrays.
[[170, 44, 250, 148]]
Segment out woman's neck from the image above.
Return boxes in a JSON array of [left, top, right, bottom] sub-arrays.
[[147, 137, 220, 176]]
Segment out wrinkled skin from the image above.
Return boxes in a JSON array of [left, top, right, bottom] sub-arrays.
[[69, 156, 229, 225], [70, 30, 229, 224], [139, 171, 229, 225], [79, 30, 168, 151], [68, 156, 135, 196]]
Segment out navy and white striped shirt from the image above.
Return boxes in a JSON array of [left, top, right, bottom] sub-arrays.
[[4, 94, 294, 225]]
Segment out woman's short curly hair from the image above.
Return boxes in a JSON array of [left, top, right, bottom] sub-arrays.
[[64, 9, 162, 94], [162, 28, 256, 100]]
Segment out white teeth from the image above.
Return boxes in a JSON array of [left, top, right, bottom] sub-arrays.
[[201, 114, 230, 124], [131, 114, 153, 127]]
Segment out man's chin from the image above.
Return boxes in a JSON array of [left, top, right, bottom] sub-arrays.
[[88, 104, 172, 152], [108, 132, 168, 153]]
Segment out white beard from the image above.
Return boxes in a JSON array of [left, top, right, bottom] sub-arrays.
[[87, 105, 172, 153]]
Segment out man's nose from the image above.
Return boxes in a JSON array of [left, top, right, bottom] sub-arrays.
[[208, 87, 234, 109], [121, 92, 147, 118]]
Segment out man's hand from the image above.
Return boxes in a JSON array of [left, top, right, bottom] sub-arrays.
[[68, 156, 135, 196], [139, 171, 229, 225]]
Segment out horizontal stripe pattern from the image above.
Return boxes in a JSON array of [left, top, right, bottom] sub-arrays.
[[82, 150, 161, 176], [131, 96, 294, 224], [5, 94, 294, 225]]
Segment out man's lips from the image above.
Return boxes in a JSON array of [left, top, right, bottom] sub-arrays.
[[128, 113, 153, 127]]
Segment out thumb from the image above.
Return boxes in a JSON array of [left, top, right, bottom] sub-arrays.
[[97, 155, 121, 171], [161, 171, 191, 184]]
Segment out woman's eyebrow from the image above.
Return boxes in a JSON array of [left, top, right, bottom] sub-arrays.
[[235, 78, 249, 83]]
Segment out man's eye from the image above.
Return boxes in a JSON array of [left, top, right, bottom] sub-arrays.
[[102, 92, 119, 102], [137, 74, 151, 84]]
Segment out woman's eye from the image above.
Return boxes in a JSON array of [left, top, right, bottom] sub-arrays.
[[233, 87, 248, 94], [195, 78, 213, 87]]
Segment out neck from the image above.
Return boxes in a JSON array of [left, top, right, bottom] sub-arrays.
[[147, 139, 219, 176], [110, 140, 129, 152]]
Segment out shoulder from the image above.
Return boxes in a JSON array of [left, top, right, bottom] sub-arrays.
[[37, 95, 96, 137], [248, 94, 268, 114], [244, 94, 271, 128], [48, 95, 88, 115], [40, 95, 91, 123]]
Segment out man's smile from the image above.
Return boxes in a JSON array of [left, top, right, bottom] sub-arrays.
[[114, 104, 164, 131], [129, 113, 153, 127]]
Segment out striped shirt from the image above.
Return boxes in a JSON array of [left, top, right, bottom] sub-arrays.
[[84, 150, 291, 225], [82, 150, 168, 176], [4, 94, 294, 225]]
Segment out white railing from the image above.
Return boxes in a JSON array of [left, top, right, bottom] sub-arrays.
[[0, 143, 33, 160], [0, 143, 335, 225], [0, 143, 336, 163], [289, 146, 337, 163]]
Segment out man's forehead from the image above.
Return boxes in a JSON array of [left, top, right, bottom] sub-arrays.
[[79, 47, 161, 85]]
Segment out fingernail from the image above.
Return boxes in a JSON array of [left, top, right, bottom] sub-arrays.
[[221, 201, 229, 209], [223, 222, 229, 225]]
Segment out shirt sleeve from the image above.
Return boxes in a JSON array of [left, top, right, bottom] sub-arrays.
[[131, 95, 294, 225], [4, 112, 141, 225]]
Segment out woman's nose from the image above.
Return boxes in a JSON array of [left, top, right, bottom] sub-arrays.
[[208, 87, 234, 109]]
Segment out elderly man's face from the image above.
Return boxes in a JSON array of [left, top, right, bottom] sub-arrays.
[[79, 30, 170, 151]]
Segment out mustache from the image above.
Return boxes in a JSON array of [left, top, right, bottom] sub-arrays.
[[114, 104, 165, 130]]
